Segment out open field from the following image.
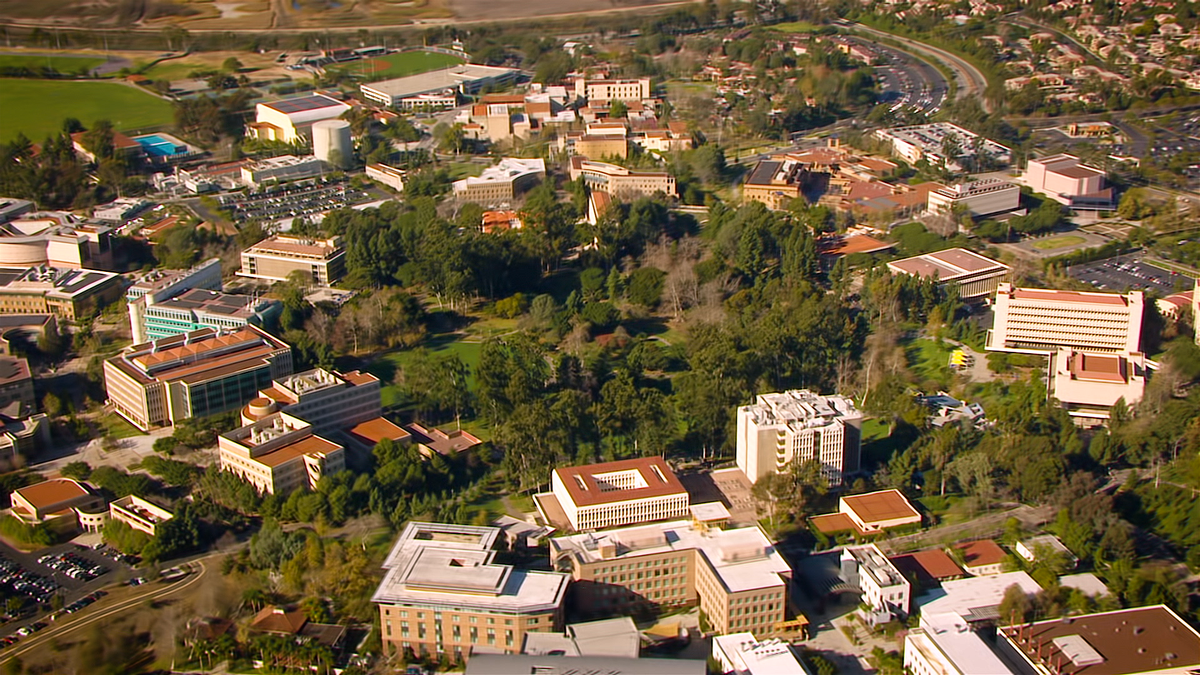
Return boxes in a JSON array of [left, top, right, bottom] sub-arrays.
[[0, 53, 106, 72], [771, 21, 821, 33], [0, 79, 174, 142], [332, 50, 463, 79], [1031, 234, 1087, 250], [371, 336, 483, 408]]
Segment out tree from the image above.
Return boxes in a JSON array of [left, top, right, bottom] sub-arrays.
[[42, 392, 64, 418], [627, 267, 666, 307], [221, 57, 243, 73], [608, 99, 629, 118]]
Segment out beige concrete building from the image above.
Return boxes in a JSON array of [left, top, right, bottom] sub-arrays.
[[239, 235, 346, 286], [0, 355, 34, 416], [240, 155, 326, 187], [987, 283, 1145, 354], [218, 411, 345, 495], [926, 179, 1021, 217], [366, 163, 406, 191], [573, 77, 652, 102], [104, 326, 294, 431], [536, 457, 689, 532], [557, 132, 630, 160], [0, 266, 122, 321], [10, 478, 104, 527], [1050, 348, 1147, 421], [550, 519, 791, 636], [735, 390, 863, 486], [250, 94, 351, 144], [742, 158, 806, 210], [373, 522, 570, 661], [886, 248, 1011, 299], [109, 495, 173, 536], [243, 368, 381, 435], [905, 613, 1015, 675], [568, 157, 676, 201], [452, 158, 546, 207]]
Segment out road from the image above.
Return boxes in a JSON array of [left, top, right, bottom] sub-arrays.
[[1003, 15, 1104, 65], [0, 558, 209, 666], [841, 21, 991, 112], [875, 504, 1056, 555], [839, 35, 949, 115]]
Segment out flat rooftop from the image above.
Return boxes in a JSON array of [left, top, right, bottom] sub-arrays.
[[244, 235, 342, 259], [362, 64, 519, 99], [918, 571, 1042, 622], [373, 522, 569, 613], [465, 654, 702, 675], [14, 478, 90, 510], [152, 289, 271, 319], [912, 613, 1013, 675], [887, 248, 1009, 283], [553, 457, 686, 507], [0, 267, 121, 298], [550, 520, 790, 594], [260, 93, 348, 116], [1004, 284, 1133, 307], [999, 605, 1200, 675], [841, 489, 921, 523], [0, 356, 31, 387]]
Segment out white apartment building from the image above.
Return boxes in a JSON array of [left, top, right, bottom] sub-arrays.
[[735, 390, 863, 485], [539, 457, 689, 532], [926, 178, 1020, 217], [109, 495, 173, 537], [905, 613, 1014, 675], [573, 77, 652, 102], [987, 283, 1144, 354], [841, 544, 911, 619]]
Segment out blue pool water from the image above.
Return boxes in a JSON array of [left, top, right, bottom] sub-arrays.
[[136, 134, 186, 158]]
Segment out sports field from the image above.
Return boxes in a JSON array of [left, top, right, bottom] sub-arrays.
[[336, 50, 464, 79], [0, 80, 174, 142], [0, 53, 106, 72], [1031, 234, 1087, 250]]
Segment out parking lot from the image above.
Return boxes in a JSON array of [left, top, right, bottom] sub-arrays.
[[1067, 255, 1193, 295], [0, 539, 132, 641], [219, 177, 378, 226]]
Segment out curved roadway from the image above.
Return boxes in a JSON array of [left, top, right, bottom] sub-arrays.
[[842, 21, 992, 112], [0, 558, 209, 667]]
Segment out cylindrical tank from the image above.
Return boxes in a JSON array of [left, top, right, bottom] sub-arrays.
[[312, 119, 352, 169]]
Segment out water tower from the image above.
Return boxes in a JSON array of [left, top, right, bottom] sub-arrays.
[[312, 119, 352, 169]]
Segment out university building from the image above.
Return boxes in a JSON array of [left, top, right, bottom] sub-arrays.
[[735, 390, 863, 486], [239, 235, 346, 287], [886, 248, 1010, 300], [218, 411, 345, 495], [536, 457, 690, 532], [987, 283, 1144, 354], [373, 522, 570, 661], [241, 367, 381, 436], [104, 326, 294, 431], [550, 517, 792, 636]]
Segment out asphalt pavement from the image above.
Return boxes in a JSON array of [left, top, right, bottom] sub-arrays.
[[1067, 255, 1193, 295]]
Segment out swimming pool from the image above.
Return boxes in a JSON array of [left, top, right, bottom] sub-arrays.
[[136, 134, 186, 158]]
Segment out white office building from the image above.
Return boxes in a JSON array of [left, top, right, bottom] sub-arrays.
[[987, 283, 1144, 354], [736, 390, 863, 485], [905, 613, 1014, 675], [926, 178, 1021, 217], [540, 457, 689, 532], [841, 544, 911, 619]]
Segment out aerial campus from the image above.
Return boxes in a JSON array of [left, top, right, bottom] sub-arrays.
[[8, 1, 1200, 675]]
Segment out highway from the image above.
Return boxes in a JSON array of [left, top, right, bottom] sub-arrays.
[[840, 21, 992, 112]]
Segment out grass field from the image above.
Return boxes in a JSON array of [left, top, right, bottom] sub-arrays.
[[0, 79, 173, 142], [371, 336, 483, 408], [1031, 235, 1087, 250], [335, 50, 463, 80], [771, 21, 821, 33], [905, 337, 955, 386], [0, 53, 106, 72]]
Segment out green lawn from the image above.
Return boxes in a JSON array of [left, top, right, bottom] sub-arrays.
[[905, 338, 955, 386], [372, 336, 483, 408], [0, 53, 106, 73], [1031, 235, 1087, 250], [137, 60, 217, 81], [771, 21, 821, 33], [0, 79, 173, 142], [337, 50, 464, 79], [96, 412, 146, 439]]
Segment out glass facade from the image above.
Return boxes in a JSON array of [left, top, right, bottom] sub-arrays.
[[183, 366, 274, 419]]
